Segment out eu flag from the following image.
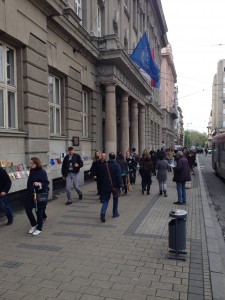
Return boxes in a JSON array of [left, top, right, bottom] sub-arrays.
[[130, 32, 160, 85]]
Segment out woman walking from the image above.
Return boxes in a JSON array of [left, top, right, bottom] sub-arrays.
[[25, 157, 49, 236], [139, 153, 153, 195], [116, 152, 128, 195], [156, 154, 169, 197]]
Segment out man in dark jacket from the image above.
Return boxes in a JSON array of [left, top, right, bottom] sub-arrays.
[[0, 167, 13, 225], [173, 151, 191, 205], [100, 152, 123, 222], [61, 147, 83, 205]]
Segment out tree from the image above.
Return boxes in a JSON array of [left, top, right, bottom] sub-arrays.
[[184, 130, 207, 147]]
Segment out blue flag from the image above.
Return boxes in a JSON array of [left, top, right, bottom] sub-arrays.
[[130, 32, 160, 84]]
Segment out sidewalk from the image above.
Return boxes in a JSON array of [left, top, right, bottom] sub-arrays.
[[0, 162, 224, 300]]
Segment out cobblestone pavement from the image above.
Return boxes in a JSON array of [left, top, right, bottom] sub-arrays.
[[0, 160, 224, 300]]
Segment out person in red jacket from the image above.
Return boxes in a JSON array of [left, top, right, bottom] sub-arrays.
[[0, 167, 13, 225]]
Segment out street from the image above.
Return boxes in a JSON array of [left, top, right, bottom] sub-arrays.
[[198, 153, 225, 239]]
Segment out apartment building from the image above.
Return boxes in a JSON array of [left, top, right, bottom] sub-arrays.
[[0, 0, 168, 198]]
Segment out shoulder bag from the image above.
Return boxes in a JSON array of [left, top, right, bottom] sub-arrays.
[[106, 163, 121, 198]]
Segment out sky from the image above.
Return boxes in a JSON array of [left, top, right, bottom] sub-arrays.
[[161, 0, 225, 133]]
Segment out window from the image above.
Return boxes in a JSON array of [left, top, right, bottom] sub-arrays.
[[65, 0, 82, 19], [48, 75, 61, 134], [124, 0, 128, 10], [0, 42, 17, 129], [97, 5, 101, 36], [82, 91, 90, 138], [75, 0, 82, 18]]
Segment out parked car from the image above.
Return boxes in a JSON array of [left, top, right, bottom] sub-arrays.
[[207, 148, 212, 154]]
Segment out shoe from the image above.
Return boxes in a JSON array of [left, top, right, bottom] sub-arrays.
[[28, 225, 37, 234], [147, 192, 150, 195], [181, 202, 188, 205], [100, 213, 105, 222], [6, 220, 13, 226], [113, 214, 120, 218], [33, 229, 41, 236], [164, 193, 167, 197], [173, 201, 182, 205], [79, 193, 83, 200], [43, 218, 47, 223], [142, 190, 144, 195], [65, 201, 72, 205], [159, 191, 162, 196]]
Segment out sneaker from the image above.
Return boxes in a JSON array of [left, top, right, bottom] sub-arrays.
[[28, 225, 37, 234], [65, 201, 72, 206], [173, 201, 182, 205], [33, 229, 41, 236], [164, 193, 167, 197], [113, 214, 120, 218], [79, 193, 83, 200]]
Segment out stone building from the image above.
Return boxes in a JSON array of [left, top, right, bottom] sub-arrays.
[[0, 0, 168, 198], [211, 59, 225, 135], [160, 44, 178, 148]]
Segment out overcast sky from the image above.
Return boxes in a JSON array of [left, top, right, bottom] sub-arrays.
[[161, 0, 225, 133]]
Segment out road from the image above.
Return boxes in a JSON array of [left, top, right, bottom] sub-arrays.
[[198, 153, 225, 240]]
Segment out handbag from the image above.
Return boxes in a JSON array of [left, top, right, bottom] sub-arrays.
[[185, 181, 192, 189], [126, 174, 132, 192], [106, 163, 121, 198], [34, 191, 48, 203]]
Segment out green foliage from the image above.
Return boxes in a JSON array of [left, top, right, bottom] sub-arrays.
[[184, 130, 207, 147]]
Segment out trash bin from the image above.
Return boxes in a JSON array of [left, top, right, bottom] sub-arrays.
[[168, 209, 187, 260]]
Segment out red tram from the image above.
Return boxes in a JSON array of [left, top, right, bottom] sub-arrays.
[[212, 133, 225, 179]]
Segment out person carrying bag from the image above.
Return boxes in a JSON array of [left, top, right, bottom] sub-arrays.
[[99, 152, 123, 222]]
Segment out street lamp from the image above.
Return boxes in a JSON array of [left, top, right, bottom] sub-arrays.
[[187, 122, 192, 131]]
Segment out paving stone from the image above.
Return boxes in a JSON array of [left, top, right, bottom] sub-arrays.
[[156, 288, 180, 299], [1, 290, 25, 300], [57, 290, 82, 299]]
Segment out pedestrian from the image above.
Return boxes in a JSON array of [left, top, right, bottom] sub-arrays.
[[100, 152, 123, 222], [125, 150, 136, 185], [156, 154, 168, 197], [116, 152, 128, 195], [61, 146, 83, 205], [0, 167, 13, 225], [131, 147, 139, 184], [139, 153, 153, 195], [25, 157, 49, 236], [89, 150, 101, 195], [172, 151, 191, 205], [96, 152, 107, 203]]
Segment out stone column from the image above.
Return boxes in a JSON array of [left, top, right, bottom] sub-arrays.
[[130, 100, 139, 152], [104, 84, 117, 154], [120, 92, 129, 156], [138, 105, 146, 154]]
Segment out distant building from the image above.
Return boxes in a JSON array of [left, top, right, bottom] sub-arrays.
[[160, 44, 178, 148], [211, 59, 225, 135]]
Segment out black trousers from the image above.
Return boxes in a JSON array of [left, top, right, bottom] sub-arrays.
[[25, 201, 46, 231]]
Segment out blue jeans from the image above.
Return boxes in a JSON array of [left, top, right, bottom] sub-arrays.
[[101, 191, 119, 217], [0, 195, 13, 221], [176, 182, 186, 203]]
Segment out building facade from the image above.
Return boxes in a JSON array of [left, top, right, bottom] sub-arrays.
[[159, 44, 178, 148], [0, 0, 168, 197], [211, 59, 225, 135]]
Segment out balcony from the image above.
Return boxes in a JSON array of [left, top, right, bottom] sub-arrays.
[[169, 107, 178, 119]]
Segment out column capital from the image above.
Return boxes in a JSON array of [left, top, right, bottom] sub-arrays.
[[104, 83, 117, 93]]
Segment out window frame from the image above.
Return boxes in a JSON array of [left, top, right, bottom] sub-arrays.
[[81, 90, 90, 138], [48, 74, 62, 135], [0, 41, 17, 130], [97, 5, 102, 37]]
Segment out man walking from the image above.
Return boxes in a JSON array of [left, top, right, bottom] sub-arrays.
[[0, 167, 13, 225], [61, 147, 83, 205], [100, 152, 122, 222], [173, 151, 191, 205]]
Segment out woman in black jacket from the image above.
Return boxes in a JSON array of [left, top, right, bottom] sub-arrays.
[[139, 153, 153, 195], [25, 157, 49, 236]]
